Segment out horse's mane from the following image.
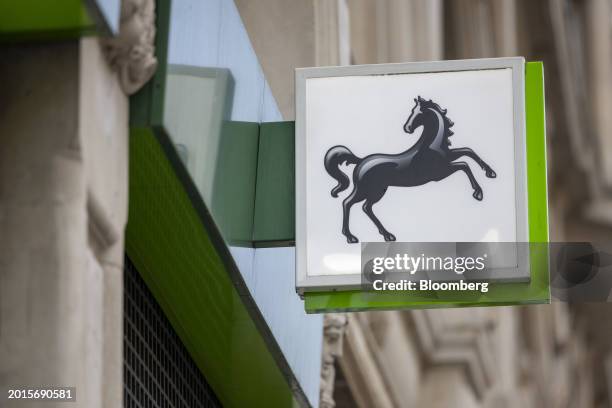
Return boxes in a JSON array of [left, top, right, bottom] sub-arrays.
[[419, 98, 454, 143]]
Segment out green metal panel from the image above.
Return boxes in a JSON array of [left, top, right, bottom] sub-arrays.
[[303, 61, 550, 312], [253, 121, 296, 245], [212, 121, 260, 246], [0, 0, 97, 42], [126, 127, 296, 408], [129, 0, 170, 129]]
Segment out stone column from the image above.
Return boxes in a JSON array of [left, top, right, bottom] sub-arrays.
[[0, 1, 156, 406], [411, 0, 443, 61], [346, 0, 378, 64], [314, 0, 351, 67], [585, 0, 612, 188], [97, 1, 157, 405], [0, 41, 95, 408], [348, 0, 443, 64], [490, 0, 518, 57], [446, 0, 496, 59]]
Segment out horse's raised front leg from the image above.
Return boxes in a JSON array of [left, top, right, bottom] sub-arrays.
[[342, 192, 359, 243], [362, 200, 396, 242], [448, 148, 496, 178], [448, 161, 483, 201]]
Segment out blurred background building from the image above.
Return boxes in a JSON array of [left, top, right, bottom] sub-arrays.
[[234, 0, 612, 407], [237, 0, 612, 406], [2, 0, 612, 407]]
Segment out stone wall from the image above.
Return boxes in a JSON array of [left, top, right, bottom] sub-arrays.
[[0, 1, 156, 406], [0, 38, 127, 408]]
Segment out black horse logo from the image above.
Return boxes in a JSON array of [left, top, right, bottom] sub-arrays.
[[324, 96, 497, 244]]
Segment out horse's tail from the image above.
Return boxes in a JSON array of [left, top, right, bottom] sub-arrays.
[[324, 145, 361, 197]]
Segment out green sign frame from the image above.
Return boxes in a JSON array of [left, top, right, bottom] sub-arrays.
[[0, 0, 118, 42]]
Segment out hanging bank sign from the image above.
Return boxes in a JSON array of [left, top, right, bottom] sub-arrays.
[[295, 58, 550, 311]]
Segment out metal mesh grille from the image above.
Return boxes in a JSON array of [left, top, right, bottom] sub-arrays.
[[124, 256, 222, 408]]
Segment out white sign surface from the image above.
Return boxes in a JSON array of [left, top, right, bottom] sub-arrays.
[[296, 58, 528, 292]]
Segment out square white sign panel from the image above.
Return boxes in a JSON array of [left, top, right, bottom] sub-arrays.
[[295, 58, 528, 292]]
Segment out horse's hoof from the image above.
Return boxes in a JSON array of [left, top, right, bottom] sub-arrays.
[[473, 188, 483, 201], [346, 235, 359, 244], [486, 169, 496, 178], [383, 233, 396, 242]]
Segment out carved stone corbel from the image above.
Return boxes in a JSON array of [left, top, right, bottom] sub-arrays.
[[320, 313, 348, 408], [101, 0, 158, 95], [411, 308, 497, 399]]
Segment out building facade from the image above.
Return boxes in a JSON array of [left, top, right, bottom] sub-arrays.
[[2, 0, 323, 407], [2, 0, 612, 407]]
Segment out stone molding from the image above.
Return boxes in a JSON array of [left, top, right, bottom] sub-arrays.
[[313, 0, 350, 66], [320, 313, 348, 408], [101, 0, 158, 95], [339, 314, 397, 408], [87, 189, 120, 251], [410, 309, 497, 399], [335, 309, 497, 406]]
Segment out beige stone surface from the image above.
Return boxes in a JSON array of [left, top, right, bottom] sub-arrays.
[[0, 38, 128, 408], [80, 36, 129, 408], [235, 0, 317, 119], [0, 41, 89, 408]]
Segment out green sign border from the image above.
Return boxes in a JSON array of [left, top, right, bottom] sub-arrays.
[[0, 0, 102, 42], [303, 61, 550, 313]]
